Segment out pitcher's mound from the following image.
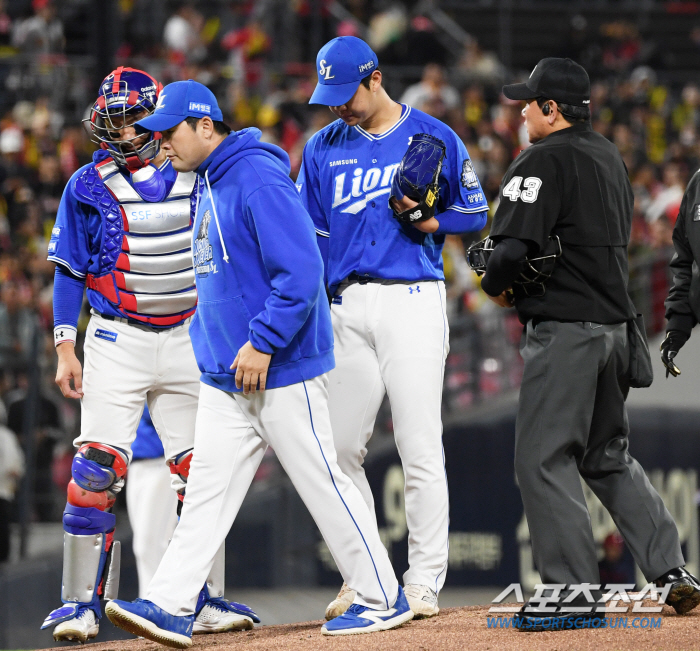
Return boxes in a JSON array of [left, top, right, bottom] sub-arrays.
[[40, 604, 700, 651]]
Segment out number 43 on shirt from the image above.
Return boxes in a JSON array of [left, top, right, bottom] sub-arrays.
[[503, 176, 542, 203]]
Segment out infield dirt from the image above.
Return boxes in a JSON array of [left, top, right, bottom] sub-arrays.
[[39, 603, 700, 651]]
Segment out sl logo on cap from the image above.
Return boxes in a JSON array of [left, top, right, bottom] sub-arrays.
[[319, 59, 334, 81]]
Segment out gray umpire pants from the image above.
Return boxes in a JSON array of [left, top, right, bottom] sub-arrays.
[[516, 319, 684, 585]]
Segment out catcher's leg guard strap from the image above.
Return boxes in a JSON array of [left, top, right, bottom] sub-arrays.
[[170, 449, 193, 515]]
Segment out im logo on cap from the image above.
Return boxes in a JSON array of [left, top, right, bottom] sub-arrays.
[[189, 102, 211, 114]]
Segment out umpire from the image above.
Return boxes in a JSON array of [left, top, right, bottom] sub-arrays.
[[479, 58, 700, 627], [661, 170, 700, 378]]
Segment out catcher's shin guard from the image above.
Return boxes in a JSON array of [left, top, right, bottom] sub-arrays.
[[41, 443, 127, 630]]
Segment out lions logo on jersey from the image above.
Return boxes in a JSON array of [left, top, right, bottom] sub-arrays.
[[194, 209, 215, 276], [332, 163, 401, 214]]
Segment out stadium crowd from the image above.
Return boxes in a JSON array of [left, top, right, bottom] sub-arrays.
[[0, 0, 695, 530]]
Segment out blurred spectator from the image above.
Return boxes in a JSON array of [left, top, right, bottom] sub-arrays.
[[6, 374, 62, 521], [598, 532, 635, 585], [457, 39, 504, 85], [12, 0, 64, 56], [645, 162, 685, 224], [0, 279, 34, 373], [0, 0, 13, 52], [0, 399, 24, 563], [400, 63, 459, 112], [163, 2, 206, 64]]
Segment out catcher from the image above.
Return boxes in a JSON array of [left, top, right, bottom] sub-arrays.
[[297, 35, 489, 620]]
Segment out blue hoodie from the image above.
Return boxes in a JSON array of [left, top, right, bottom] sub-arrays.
[[190, 128, 334, 392]]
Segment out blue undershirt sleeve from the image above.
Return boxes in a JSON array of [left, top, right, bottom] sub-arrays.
[[53, 265, 85, 344], [435, 208, 488, 235]]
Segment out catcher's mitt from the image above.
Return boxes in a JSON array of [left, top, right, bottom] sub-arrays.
[[390, 133, 446, 226]]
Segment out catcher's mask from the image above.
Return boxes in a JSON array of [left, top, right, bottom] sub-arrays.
[[84, 66, 163, 172], [466, 235, 562, 297]]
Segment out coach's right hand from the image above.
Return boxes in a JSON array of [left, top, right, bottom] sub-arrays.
[[55, 342, 84, 399], [231, 341, 272, 395]]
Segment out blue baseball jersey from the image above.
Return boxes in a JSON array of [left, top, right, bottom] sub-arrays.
[[131, 404, 165, 460], [297, 104, 488, 293]]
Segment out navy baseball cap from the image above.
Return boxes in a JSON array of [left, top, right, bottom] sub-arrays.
[[502, 58, 590, 107], [309, 36, 379, 106], [135, 79, 223, 132]]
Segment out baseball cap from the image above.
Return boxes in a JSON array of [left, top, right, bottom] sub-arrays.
[[135, 80, 223, 132], [309, 36, 379, 106], [502, 58, 590, 107]]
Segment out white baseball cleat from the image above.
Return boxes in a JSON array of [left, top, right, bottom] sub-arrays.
[[404, 584, 439, 618], [325, 582, 357, 620], [52, 607, 99, 642], [193, 602, 254, 634]]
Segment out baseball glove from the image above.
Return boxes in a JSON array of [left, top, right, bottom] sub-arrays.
[[390, 133, 446, 226]]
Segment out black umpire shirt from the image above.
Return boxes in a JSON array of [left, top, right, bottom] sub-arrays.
[[665, 169, 700, 336], [489, 122, 635, 325]]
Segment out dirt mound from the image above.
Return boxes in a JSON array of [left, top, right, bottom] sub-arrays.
[[38, 604, 700, 651]]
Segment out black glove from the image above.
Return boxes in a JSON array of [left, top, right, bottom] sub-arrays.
[[390, 133, 446, 226], [660, 330, 690, 378]]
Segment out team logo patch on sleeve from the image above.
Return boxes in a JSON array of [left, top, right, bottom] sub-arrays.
[[693, 204, 700, 221], [95, 329, 118, 342], [461, 159, 479, 189], [194, 210, 216, 276]]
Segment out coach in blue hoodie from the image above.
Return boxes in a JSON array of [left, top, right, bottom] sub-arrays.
[[104, 82, 410, 648]]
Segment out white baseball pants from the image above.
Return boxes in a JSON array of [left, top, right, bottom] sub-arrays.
[[126, 457, 179, 597], [146, 375, 399, 616], [329, 280, 450, 592], [76, 313, 200, 490]]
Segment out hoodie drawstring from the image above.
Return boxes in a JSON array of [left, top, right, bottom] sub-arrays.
[[205, 168, 230, 263]]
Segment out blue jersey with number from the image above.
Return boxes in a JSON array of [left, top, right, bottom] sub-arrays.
[[297, 104, 488, 293]]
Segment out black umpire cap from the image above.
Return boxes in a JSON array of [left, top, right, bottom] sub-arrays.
[[502, 57, 590, 108]]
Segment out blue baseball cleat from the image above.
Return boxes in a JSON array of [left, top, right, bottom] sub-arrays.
[[223, 599, 261, 624], [192, 584, 259, 632], [193, 596, 256, 633], [105, 598, 194, 649], [321, 585, 414, 635]]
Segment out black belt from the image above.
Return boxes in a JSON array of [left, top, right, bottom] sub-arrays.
[[347, 272, 379, 285], [94, 311, 189, 331]]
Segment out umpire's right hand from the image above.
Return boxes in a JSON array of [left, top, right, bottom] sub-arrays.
[[660, 330, 689, 378]]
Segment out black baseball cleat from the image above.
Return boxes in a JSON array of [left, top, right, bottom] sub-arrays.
[[514, 589, 605, 632], [654, 566, 700, 615]]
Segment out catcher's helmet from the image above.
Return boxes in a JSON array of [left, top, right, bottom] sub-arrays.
[[466, 235, 562, 297], [84, 66, 163, 171]]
